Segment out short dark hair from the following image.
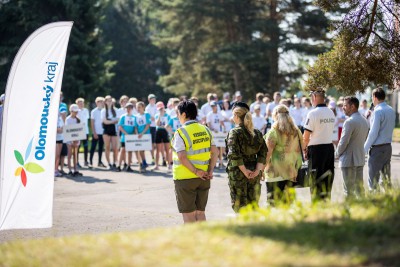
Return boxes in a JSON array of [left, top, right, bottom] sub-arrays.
[[344, 96, 359, 109], [177, 100, 197, 120], [372, 87, 386, 101]]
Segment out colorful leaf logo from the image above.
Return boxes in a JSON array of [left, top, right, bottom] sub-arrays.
[[14, 137, 45, 187]]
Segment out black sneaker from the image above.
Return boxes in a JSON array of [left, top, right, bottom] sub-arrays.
[[116, 166, 121, 172], [112, 163, 117, 169], [77, 163, 82, 168], [73, 171, 83, 177], [123, 163, 128, 170], [67, 171, 74, 176], [98, 162, 106, 168], [84, 161, 89, 167], [162, 160, 167, 166], [126, 166, 133, 172]]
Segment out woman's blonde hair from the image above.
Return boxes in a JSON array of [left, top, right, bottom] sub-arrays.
[[233, 106, 255, 136], [272, 104, 298, 136]]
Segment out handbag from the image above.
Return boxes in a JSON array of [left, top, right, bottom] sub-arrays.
[[293, 131, 310, 188]]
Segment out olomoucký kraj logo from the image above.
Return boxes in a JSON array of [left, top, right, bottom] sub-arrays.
[[14, 137, 45, 187]]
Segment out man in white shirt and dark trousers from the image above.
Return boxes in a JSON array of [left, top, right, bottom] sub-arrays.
[[89, 97, 105, 168], [303, 90, 336, 200], [336, 96, 369, 199], [364, 87, 396, 192]]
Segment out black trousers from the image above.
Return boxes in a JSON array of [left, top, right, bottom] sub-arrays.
[[89, 134, 104, 165], [308, 143, 335, 200], [79, 134, 89, 163]]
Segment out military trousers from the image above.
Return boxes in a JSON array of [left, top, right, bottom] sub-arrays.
[[227, 166, 261, 213]]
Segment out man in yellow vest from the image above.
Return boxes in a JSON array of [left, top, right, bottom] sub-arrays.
[[172, 100, 219, 223]]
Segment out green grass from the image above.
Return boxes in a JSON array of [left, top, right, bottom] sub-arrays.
[[393, 127, 400, 143], [1, 192, 400, 267]]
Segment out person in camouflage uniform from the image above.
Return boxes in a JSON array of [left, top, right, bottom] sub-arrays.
[[225, 102, 267, 212]]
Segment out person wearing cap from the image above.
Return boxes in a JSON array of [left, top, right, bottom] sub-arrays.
[[89, 97, 106, 168], [76, 98, 90, 167], [303, 89, 335, 200], [145, 94, 157, 164], [206, 101, 226, 169], [200, 93, 220, 119], [364, 87, 396, 192], [226, 102, 267, 212], [153, 101, 171, 170], [172, 100, 218, 223], [231, 91, 243, 106], [117, 103, 137, 172], [250, 93, 267, 117], [65, 104, 83, 177], [252, 104, 267, 133]]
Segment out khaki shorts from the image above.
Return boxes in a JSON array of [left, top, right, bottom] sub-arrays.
[[174, 178, 210, 213]]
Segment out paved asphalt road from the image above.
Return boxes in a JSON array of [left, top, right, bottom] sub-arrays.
[[1, 143, 400, 243]]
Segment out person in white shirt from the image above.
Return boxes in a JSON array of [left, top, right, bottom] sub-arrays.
[[102, 95, 119, 170], [250, 93, 267, 117], [117, 95, 129, 119], [303, 90, 335, 200], [266, 91, 281, 121], [336, 101, 346, 140], [89, 97, 105, 167], [252, 104, 267, 133], [221, 99, 233, 132], [190, 97, 205, 123], [206, 101, 226, 169], [301, 97, 313, 126], [201, 93, 220, 119], [76, 98, 90, 167], [145, 94, 157, 164], [65, 104, 83, 177], [128, 97, 138, 115], [290, 98, 304, 131]]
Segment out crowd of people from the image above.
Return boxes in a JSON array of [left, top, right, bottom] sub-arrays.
[[3, 86, 391, 222]]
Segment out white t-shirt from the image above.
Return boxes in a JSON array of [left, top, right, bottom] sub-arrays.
[[304, 105, 335, 146], [206, 111, 223, 132], [172, 121, 215, 152], [65, 116, 79, 126], [117, 107, 126, 118], [90, 107, 104, 135], [266, 102, 279, 117], [252, 114, 267, 131], [251, 113, 267, 131], [290, 107, 304, 126], [77, 108, 90, 134], [302, 107, 313, 125], [145, 103, 157, 127], [101, 108, 118, 122], [201, 102, 220, 118], [336, 108, 346, 128], [56, 115, 64, 141], [221, 109, 233, 131], [250, 102, 267, 117]]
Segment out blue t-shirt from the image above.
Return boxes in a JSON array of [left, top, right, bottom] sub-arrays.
[[168, 116, 181, 133], [59, 102, 68, 114], [155, 113, 170, 129], [118, 114, 136, 142], [135, 112, 151, 134]]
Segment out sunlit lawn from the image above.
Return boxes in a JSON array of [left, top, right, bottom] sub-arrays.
[[1, 191, 399, 267]]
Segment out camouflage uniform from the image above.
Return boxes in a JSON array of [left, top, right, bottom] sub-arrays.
[[225, 124, 267, 212]]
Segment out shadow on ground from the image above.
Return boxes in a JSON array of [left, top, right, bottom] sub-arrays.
[[224, 213, 400, 267], [60, 175, 115, 184]]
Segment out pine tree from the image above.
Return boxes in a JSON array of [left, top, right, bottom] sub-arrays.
[[100, 0, 170, 102], [0, 0, 113, 103]]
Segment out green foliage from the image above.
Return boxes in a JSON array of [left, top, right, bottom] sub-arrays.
[[0, 0, 114, 102], [307, 0, 400, 93], [100, 0, 171, 102], [153, 0, 334, 99]]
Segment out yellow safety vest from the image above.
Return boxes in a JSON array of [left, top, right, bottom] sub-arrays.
[[172, 121, 212, 180]]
